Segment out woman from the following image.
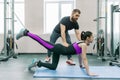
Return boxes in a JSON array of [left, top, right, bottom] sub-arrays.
[[16, 28, 97, 76]]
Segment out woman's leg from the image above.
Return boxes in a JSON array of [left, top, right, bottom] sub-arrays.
[[27, 32, 55, 50], [17, 29, 61, 70], [16, 29, 55, 50], [37, 52, 60, 70], [16, 29, 68, 70]]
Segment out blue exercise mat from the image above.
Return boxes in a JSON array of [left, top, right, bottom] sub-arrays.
[[33, 65, 120, 79]]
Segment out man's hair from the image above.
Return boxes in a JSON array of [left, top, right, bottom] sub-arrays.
[[72, 9, 81, 14]]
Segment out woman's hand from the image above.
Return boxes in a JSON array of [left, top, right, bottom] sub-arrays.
[[88, 72, 98, 76]]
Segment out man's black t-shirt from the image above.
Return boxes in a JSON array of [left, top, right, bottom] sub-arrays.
[[54, 16, 79, 33]]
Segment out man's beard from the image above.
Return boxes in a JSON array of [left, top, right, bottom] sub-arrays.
[[71, 17, 77, 22]]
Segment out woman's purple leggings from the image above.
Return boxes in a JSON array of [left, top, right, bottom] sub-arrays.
[[27, 32, 54, 50]]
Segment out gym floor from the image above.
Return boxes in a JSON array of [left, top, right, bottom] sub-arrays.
[[0, 53, 119, 80]]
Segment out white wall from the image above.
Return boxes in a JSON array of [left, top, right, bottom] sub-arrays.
[[76, 0, 97, 53], [76, 0, 97, 32], [0, 0, 97, 53]]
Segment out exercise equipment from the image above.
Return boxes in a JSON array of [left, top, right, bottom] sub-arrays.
[[109, 61, 120, 67], [114, 43, 119, 59], [33, 65, 120, 79], [93, 0, 112, 62], [109, 4, 120, 66], [109, 43, 120, 67], [94, 1, 120, 62], [93, 29, 111, 62], [97, 29, 105, 57], [110, 5, 120, 57], [0, 0, 26, 61], [0, 0, 17, 62]]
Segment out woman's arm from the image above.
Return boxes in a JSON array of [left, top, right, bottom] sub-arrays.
[[81, 44, 90, 74], [79, 43, 97, 76]]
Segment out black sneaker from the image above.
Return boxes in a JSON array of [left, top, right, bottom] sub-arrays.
[[80, 65, 85, 69]]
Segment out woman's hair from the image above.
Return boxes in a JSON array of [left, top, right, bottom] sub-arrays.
[[81, 31, 92, 40]]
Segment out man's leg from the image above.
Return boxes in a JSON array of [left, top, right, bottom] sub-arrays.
[[45, 31, 60, 62], [66, 32, 76, 65]]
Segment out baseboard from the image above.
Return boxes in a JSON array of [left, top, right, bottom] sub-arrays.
[[18, 53, 47, 55], [18, 53, 94, 55]]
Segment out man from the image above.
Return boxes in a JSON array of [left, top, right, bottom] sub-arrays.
[[45, 9, 81, 65]]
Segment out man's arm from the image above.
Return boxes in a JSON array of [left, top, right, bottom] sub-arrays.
[[75, 29, 81, 41], [60, 24, 69, 47]]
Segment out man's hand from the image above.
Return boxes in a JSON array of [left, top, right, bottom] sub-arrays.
[[63, 42, 69, 47]]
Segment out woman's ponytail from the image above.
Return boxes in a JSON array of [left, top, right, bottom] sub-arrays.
[[81, 31, 92, 40]]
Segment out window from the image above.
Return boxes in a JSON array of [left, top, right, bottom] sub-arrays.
[[14, 0, 25, 33], [0, 1, 4, 34], [44, 0, 75, 33], [0, 0, 24, 34]]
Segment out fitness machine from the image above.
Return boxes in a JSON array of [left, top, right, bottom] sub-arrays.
[[109, 42, 120, 67], [93, 0, 111, 61], [109, 4, 120, 67], [0, 0, 17, 62]]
